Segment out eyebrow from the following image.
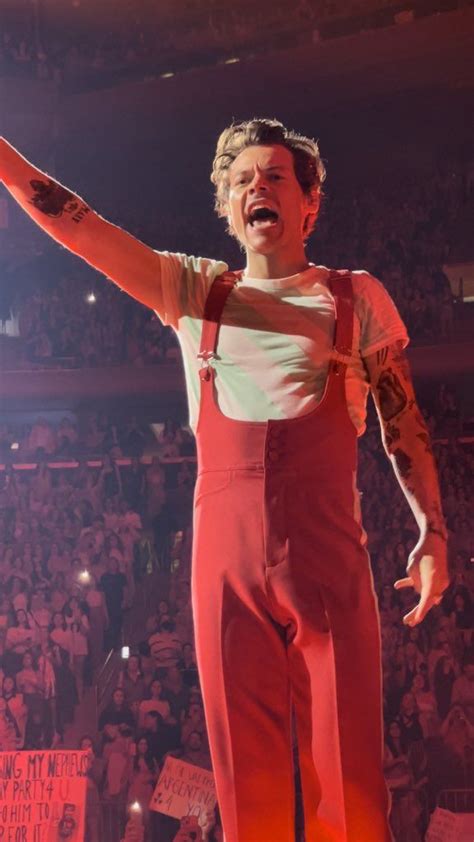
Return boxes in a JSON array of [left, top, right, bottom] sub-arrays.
[[232, 165, 289, 178]]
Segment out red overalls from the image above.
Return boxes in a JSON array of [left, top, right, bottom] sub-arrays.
[[191, 269, 393, 842]]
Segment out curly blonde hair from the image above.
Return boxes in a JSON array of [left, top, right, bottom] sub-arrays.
[[210, 117, 326, 240]]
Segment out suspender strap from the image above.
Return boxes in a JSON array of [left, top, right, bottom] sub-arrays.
[[327, 270, 354, 374], [198, 271, 240, 379]]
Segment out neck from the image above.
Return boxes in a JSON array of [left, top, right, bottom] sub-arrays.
[[244, 247, 310, 280]]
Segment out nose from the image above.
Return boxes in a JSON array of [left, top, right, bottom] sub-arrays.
[[249, 170, 269, 193]]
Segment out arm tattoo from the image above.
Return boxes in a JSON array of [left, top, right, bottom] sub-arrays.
[[391, 345, 411, 380], [376, 368, 408, 420], [392, 448, 413, 480], [427, 502, 448, 541], [28, 179, 91, 224], [427, 521, 447, 541], [384, 421, 401, 450], [416, 431, 434, 456]]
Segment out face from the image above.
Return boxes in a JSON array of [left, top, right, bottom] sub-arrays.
[[224, 145, 318, 258], [3, 677, 14, 695], [389, 721, 401, 738], [113, 690, 124, 706], [151, 681, 161, 697], [138, 738, 148, 754], [188, 732, 202, 751]]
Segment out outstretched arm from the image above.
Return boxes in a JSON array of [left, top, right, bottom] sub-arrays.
[[363, 341, 450, 626], [0, 137, 163, 310]]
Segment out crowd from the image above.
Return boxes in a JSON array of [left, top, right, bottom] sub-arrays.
[[0, 0, 466, 89], [0, 379, 471, 840]]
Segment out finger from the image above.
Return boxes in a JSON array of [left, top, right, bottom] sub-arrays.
[[403, 604, 419, 626], [412, 587, 434, 625], [404, 590, 440, 627], [394, 577, 414, 590]]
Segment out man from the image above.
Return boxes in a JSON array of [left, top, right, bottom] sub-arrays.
[[0, 119, 449, 841]]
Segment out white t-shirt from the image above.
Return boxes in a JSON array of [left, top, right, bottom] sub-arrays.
[[153, 255, 409, 435]]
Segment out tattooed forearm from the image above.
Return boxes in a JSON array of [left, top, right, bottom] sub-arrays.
[[427, 521, 448, 541], [28, 179, 91, 224], [427, 502, 448, 541], [416, 431, 433, 455], [392, 448, 413, 481], [376, 368, 408, 420], [384, 421, 401, 450]]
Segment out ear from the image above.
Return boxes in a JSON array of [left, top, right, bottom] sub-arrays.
[[306, 187, 320, 216]]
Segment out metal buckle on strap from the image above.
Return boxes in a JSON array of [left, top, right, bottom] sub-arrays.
[[197, 350, 217, 381], [197, 350, 217, 366]]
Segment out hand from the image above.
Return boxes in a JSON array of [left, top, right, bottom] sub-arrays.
[[394, 536, 449, 626]]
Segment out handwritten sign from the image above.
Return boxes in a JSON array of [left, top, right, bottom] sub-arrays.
[[0, 750, 88, 842], [425, 807, 474, 842], [150, 757, 216, 822]]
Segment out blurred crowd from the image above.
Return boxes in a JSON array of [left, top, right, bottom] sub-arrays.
[[0, 0, 467, 89], [359, 425, 473, 839], [0, 384, 472, 840]]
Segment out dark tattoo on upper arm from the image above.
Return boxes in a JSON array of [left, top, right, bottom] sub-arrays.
[[392, 448, 412, 480], [376, 368, 408, 420], [391, 345, 411, 380], [29, 179, 91, 224]]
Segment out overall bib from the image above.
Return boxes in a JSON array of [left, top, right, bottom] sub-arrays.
[[191, 269, 392, 842]]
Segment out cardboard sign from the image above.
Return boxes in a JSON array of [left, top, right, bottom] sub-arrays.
[[0, 750, 88, 842], [150, 757, 216, 822], [425, 806, 474, 842]]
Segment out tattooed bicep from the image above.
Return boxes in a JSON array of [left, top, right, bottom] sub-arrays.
[[364, 340, 415, 422]]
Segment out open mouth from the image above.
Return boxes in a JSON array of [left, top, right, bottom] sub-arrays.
[[247, 207, 280, 229]]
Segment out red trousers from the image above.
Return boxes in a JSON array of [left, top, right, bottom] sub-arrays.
[[191, 271, 392, 842]]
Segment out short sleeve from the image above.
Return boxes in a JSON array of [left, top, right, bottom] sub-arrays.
[[153, 251, 228, 330], [352, 270, 409, 357]]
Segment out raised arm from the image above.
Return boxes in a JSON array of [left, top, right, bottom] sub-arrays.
[[0, 137, 162, 311], [363, 340, 450, 626]]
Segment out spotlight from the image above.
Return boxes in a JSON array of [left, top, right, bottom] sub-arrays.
[[78, 570, 91, 584], [121, 646, 130, 659], [86, 292, 96, 304], [130, 801, 142, 814], [160, 72, 174, 79], [10, 442, 19, 450]]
